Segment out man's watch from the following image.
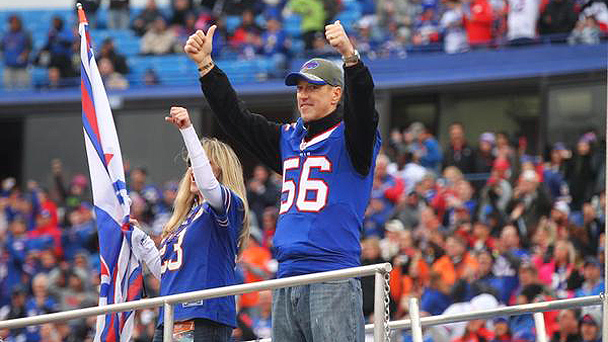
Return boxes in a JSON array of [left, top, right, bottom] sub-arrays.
[[342, 50, 360, 64]]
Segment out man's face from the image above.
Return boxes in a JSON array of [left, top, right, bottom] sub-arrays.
[[450, 125, 464, 144], [581, 322, 598, 341], [559, 310, 579, 334], [296, 80, 341, 123]]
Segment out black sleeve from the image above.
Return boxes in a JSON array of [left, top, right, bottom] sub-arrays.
[[342, 61, 379, 176], [199, 66, 283, 174]]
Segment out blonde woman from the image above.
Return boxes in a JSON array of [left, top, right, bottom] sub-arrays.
[[130, 106, 248, 341]]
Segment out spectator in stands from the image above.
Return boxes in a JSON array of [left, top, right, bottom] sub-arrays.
[[109, 0, 131, 30], [361, 237, 386, 318], [543, 142, 570, 201], [494, 225, 528, 302], [566, 133, 599, 211], [580, 312, 601, 342], [310, 31, 335, 57], [380, 219, 405, 261], [432, 235, 478, 287], [97, 38, 129, 75], [510, 284, 540, 341], [412, 5, 441, 45], [1, 15, 32, 90], [25, 273, 57, 341], [249, 290, 272, 339], [51, 160, 87, 222], [175, 11, 198, 44], [568, 15, 601, 44], [441, 0, 470, 53], [506, 0, 540, 44], [98, 57, 129, 90], [417, 125, 443, 172], [170, 0, 194, 28], [260, 17, 291, 78], [538, 0, 578, 35], [78, 0, 101, 28], [578, 0, 608, 32], [230, 9, 263, 50], [284, 0, 326, 50], [580, 202, 602, 257], [143, 67, 161, 85], [574, 257, 605, 297], [366, 154, 404, 237], [0, 285, 28, 340], [533, 239, 577, 298], [550, 309, 582, 342], [351, 19, 381, 59], [38, 16, 76, 78], [140, 17, 180, 55], [239, 235, 273, 311], [444, 122, 477, 174], [132, 0, 164, 36], [378, 21, 409, 58], [376, 0, 414, 36], [464, 0, 494, 46], [475, 132, 496, 173], [246, 165, 280, 227], [453, 319, 493, 342], [420, 271, 453, 316], [492, 316, 512, 341], [507, 169, 552, 239]]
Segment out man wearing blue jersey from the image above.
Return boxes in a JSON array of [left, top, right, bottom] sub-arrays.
[[185, 19, 380, 341]]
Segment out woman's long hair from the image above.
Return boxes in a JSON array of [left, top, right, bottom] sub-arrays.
[[162, 137, 250, 254]]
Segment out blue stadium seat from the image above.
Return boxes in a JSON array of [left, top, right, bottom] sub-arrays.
[[283, 15, 301, 38], [225, 15, 241, 33]]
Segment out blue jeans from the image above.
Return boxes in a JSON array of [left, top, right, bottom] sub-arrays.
[[272, 278, 365, 342], [152, 318, 232, 342]]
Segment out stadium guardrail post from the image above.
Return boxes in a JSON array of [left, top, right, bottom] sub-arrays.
[[374, 271, 387, 341], [409, 297, 423, 342], [533, 312, 547, 342], [163, 302, 174, 341]]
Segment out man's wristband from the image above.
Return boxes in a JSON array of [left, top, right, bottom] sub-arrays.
[[197, 61, 214, 73]]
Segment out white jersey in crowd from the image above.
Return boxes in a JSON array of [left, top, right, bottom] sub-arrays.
[[396, 162, 428, 194], [441, 6, 469, 53], [507, 0, 540, 40], [580, 1, 608, 28]]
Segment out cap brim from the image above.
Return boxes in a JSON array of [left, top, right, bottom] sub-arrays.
[[285, 72, 327, 86]]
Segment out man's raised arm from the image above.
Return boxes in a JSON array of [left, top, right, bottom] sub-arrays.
[[184, 27, 283, 174]]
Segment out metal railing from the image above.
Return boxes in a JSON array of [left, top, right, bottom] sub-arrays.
[[249, 295, 603, 342], [0, 263, 393, 341], [0, 260, 603, 342]]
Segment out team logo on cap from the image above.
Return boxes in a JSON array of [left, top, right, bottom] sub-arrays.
[[303, 61, 319, 70]]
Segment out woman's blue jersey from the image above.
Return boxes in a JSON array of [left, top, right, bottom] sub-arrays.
[[157, 185, 244, 328]]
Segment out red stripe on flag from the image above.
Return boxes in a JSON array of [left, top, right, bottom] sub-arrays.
[[105, 153, 114, 165], [81, 82, 101, 145]]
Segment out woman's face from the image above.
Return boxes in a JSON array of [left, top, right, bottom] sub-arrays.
[[188, 168, 199, 195]]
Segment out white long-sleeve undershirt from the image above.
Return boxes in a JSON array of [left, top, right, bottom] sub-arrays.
[[131, 226, 161, 280], [180, 125, 224, 212]]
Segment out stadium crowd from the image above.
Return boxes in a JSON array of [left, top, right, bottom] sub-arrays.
[[1, 0, 607, 90], [0, 120, 605, 341]]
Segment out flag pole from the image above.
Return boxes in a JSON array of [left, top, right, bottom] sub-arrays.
[[76, 3, 87, 24]]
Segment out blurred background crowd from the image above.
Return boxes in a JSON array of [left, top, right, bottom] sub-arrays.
[[0, 0, 606, 90], [0, 119, 605, 341]]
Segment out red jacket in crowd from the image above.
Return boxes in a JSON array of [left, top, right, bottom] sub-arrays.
[[464, 0, 494, 44]]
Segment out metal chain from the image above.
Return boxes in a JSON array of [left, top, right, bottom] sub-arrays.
[[383, 271, 392, 342]]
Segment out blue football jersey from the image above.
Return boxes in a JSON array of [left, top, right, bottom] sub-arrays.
[[157, 185, 244, 328], [273, 118, 381, 278]]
